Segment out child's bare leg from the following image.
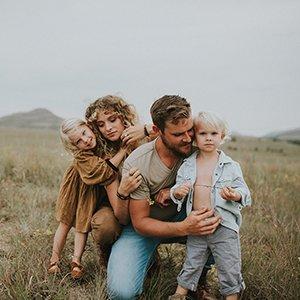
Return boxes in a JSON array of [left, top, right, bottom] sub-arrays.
[[72, 231, 88, 265], [70, 231, 87, 278], [225, 293, 239, 300], [175, 285, 188, 296], [50, 222, 71, 263]]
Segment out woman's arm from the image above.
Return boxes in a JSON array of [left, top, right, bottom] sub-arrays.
[[108, 148, 127, 168], [105, 179, 129, 225], [105, 168, 142, 225]]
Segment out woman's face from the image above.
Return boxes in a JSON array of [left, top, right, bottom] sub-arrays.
[[96, 110, 125, 141]]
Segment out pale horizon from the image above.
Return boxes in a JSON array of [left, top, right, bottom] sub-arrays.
[[1, 105, 299, 138]]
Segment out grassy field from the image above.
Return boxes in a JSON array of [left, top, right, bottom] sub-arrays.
[[0, 128, 299, 299]]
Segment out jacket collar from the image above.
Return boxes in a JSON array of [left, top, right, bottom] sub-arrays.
[[187, 149, 232, 164], [217, 150, 233, 164]]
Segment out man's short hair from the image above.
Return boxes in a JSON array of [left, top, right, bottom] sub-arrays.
[[150, 95, 191, 131]]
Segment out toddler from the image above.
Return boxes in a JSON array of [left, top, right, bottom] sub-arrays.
[[169, 112, 251, 300]]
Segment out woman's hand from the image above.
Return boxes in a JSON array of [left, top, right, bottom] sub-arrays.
[[219, 187, 241, 201], [121, 125, 145, 145], [118, 167, 142, 196]]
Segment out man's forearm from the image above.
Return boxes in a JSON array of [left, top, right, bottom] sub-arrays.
[[132, 216, 186, 238], [130, 199, 221, 238]]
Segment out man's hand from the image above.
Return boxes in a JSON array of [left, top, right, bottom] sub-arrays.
[[173, 182, 191, 199], [219, 187, 241, 202], [154, 188, 171, 207], [181, 208, 221, 236]]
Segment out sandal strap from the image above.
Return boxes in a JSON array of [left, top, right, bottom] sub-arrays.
[[48, 261, 61, 274], [71, 261, 83, 270], [48, 261, 60, 268]]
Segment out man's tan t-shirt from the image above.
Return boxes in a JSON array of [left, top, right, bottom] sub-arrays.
[[122, 139, 183, 221]]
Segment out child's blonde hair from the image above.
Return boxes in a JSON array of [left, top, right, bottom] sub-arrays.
[[194, 111, 230, 144], [60, 118, 86, 154]]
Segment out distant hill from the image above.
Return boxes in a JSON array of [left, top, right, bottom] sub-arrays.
[[0, 108, 63, 130], [264, 127, 300, 141]]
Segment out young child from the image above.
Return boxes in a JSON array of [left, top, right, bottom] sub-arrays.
[[169, 112, 251, 300], [48, 118, 141, 279]]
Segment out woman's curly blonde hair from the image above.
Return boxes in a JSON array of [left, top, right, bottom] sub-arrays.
[[85, 95, 138, 157]]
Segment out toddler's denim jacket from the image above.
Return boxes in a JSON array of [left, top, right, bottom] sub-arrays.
[[170, 150, 251, 232]]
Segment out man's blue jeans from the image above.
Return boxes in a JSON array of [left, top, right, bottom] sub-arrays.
[[107, 211, 214, 300]]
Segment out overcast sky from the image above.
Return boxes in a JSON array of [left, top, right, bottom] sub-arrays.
[[1, 0, 299, 136]]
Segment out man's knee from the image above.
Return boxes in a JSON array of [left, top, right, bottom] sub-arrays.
[[108, 261, 142, 300], [108, 282, 140, 300], [91, 206, 122, 246]]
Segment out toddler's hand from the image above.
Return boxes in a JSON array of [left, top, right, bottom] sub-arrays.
[[155, 188, 171, 207], [220, 187, 241, 201], [174, 182, 191, 199]]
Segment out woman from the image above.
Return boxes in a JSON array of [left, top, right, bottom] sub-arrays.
[[84, 95, 152, 268], [49, 95, 151, 278]]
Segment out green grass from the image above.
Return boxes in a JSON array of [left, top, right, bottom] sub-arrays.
[[0, 128, 299, 299]]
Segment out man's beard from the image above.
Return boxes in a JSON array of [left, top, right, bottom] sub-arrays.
[[161, 135, 192, 158]]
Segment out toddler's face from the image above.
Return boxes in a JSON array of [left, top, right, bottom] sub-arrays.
[[69, 125, 97, 150], [96, 110, 125, 141], [195, 122, 223, 152]]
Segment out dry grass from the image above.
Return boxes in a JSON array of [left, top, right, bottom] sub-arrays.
[[0, 128, 299, 299]]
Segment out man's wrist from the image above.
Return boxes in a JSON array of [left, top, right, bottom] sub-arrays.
[[176, 220, 187, 236]]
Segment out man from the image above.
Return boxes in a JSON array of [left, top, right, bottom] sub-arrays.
[[107, 95, 221, 299]]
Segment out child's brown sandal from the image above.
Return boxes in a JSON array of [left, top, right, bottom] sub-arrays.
[[70, 261, 85, 279], [48, 261, 61, 274]]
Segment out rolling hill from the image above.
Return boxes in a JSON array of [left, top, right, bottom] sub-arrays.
[[0, 108, 63, 130], [264, 127, 300, 141]]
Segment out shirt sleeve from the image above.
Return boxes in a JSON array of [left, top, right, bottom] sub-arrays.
[[74, 150, 117, 185], [232, 162, 252, 207]]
